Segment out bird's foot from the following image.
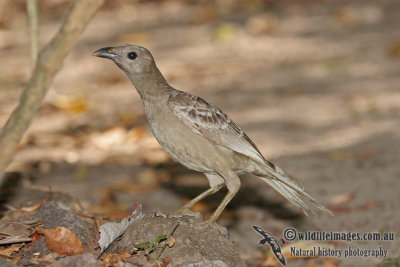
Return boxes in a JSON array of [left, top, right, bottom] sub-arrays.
[[193, 220, 229, 238]]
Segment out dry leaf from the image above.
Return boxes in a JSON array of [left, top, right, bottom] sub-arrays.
[[98, 204, 144, 253], [100, 250, 131, 264], [0, 243, 24, 257], [116, 249, 131, 258], [0, 221, 34, 236], [36, 226, 82, 256], [30, 231, 41, 241], [10, 254, 23, 264]]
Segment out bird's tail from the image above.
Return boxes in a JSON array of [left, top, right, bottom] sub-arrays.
[[257, 160, 333, 217]]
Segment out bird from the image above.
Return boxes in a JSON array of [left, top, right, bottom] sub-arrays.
[[93, 44, 332, 225]]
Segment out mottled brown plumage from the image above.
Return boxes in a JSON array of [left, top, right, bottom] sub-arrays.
[[93, 44, 332, 224]]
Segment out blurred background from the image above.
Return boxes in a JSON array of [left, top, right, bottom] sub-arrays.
[[0, 0, 399, 266]]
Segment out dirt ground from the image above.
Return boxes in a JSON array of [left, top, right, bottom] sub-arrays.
[[0, 0, 399, 266]]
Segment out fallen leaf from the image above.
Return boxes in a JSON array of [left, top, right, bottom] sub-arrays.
[[25, 231, 41, 248], [36, 226, 82, 256], [0, 243, 24, 257], [116, 249, 131, 258], [10, 254, 23, 264], [98, 203, 144, 253], [0, 221, 34, 236], [100, 250, 131, 263]]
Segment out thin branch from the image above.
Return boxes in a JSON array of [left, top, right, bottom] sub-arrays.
[[26, 0, 39, 71], [156, 223, 179, 260], [0, 0, 104, 183]]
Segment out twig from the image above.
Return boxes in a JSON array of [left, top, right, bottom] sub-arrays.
[[26, 0, 39, 72], [156, 223, 179, 260], [0, 0, 104, 183], [0, 235, 32, 245]]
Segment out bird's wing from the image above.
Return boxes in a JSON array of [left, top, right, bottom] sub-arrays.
[[167, 91, 265, 164]]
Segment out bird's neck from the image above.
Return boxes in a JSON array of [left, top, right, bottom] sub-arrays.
[[128, 69, 172, 102]]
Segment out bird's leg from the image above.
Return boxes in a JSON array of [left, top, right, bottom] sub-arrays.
[[207, 172, 240, 223], [176, 173, 225, 217], [190, 172, 240, 238], [183, 184, 224, 209]]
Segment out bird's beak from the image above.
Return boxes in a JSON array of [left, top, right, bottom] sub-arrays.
[[93, 47, 118, 60]]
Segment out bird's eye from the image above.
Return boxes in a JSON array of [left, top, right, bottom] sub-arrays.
[[127, 52, 137, 60]]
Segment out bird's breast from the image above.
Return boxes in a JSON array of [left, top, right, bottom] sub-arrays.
[[143, 102, 233, 173]]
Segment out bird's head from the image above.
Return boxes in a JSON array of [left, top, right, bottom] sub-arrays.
[[93, 44, 156, 76]]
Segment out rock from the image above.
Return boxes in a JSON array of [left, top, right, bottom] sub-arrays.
[[117, 215, 246, 267], [31, 201, 92, 242]]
